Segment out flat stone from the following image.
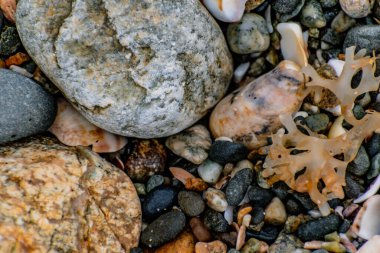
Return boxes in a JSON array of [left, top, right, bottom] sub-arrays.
[[16, 0, 233, 138], [0, 136, 141, 252], [0, 69, 56, 144]]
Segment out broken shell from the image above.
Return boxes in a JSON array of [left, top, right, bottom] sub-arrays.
[[277, 22, 308, 67], [352, 195, 380, 240], [358, 235, 380, 253], [328, 116, 346, 139], [328, 59, 345, 77], [354, 174, 380, 203], [49, 98, 127, 153], [234, 62, 251, 83], [202, 0, 247, 22], [210, 60, 305, 149]]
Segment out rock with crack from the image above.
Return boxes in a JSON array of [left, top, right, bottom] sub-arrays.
[[16, 0, 233, 138], [0, 136, 141, 252]]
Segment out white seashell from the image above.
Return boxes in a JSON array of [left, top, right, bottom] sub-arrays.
[[224, 206, 234, 224], [358, 235, 380, 253], [328, 116, 346, 139], [277, 22, 308, 67], [352, 195, 380, 240], [328, 59, 345, 76], [325, 105, 342, 116], [293, 111, 309, 119], [354, 174, 380, 203], [202, 0, 247, 23], [234, 62, 250, 83], [49, 98, 127, 153]]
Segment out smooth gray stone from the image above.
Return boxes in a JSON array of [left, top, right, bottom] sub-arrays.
[[0, 69, 56, 144], [344, 25, 380, 53], [16, 0, 233, 138]]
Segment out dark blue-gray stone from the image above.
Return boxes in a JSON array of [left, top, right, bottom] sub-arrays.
[[225, 168, 254, 206], [209, 140, 249, 164], [297, 214, 341, 241], [203, 209, 229, 233], [0, 69, 56, 144], [344, 25, 380, 54], [347, 146, 370, 176], [142, 185, 177, 220]]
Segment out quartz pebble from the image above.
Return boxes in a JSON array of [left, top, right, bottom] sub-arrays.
[[166, 125, 212, 165], [198, 160, 223, 184], [227, 13, 270, 54], [264, 197, 287, 225], [204, 188, 228, 212]]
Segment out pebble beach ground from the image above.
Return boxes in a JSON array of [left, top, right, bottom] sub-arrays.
[[1, 0, 380, 252]]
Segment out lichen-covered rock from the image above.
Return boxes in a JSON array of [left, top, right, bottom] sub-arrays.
[[0, 136, 141, 252], [16, 0, 233, 138]]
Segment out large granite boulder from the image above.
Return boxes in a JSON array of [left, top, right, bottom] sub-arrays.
[[0, 136, 141, 252], [16, 0, 233, 138]]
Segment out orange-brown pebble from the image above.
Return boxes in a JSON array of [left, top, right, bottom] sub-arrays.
[[195, 241, 227, 253], [5, 52, 30, 67], [0, 59, 5, 68], [155, 232, 195, 253], [190, 217, 213, 242], [185, 178, 209, 191], [238, 206, 253, 225]]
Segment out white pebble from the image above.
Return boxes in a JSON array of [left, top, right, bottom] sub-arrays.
[[234, 62, 250, 83], [198, 159, 223, 184], [202, 0, 247, 23]]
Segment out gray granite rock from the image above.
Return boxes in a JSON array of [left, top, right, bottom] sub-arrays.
[[0, 69, 56, 144], [344, 25, 380, 54], [16, 0, 233, 138]]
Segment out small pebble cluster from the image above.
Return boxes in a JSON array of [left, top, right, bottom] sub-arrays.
[[1, 0, 380, 252]]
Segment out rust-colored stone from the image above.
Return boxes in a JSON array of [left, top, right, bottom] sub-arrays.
[[155, 232, 195, 253]]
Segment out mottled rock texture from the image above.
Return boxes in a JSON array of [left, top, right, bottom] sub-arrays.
[[0, 137, 141, 252], [16, 0, 233, 138]]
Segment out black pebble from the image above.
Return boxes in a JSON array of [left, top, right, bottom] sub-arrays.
[[209, 140, 249, 164], [141, 210, 186, 248], [285, 198, 303, 215], [366, 133, 380, 157], [272, 182, 290, 201], [344, 175, 363, 199], [297, 214, 341, 241], [204, 209, 229, 233], [339, 219, 351, 233], [225, 168, 254, 206], [291, 192, 316, 211], [251, 207, 265, 224], [347, 146, 370, 176], [246, 225, 280, 243], [248, 185, 274, 207], [142, 186, 177, 220]]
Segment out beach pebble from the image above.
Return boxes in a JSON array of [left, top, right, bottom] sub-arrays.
[[124, 139, 167, 182], [339, 0, 374, 18], [269, 233, 306, 253], [146, 175, 165, 192], [240, 238, 268, 253], [225, 168, 254, 206], [195, 241, 227, 253], [204, 209, 230, 233], [272, 0, 305, 21], [297, 214, 341, 241], [141, 210, 186, 248], [166, 125, 212, 165], [344, 175, 363, 199], [331, 11, 356, 33], [368, 153, 380, 179], [347, 146, 370, 176], [305, 113, 330, 132], [142, 186, 177, 220], [209, 141, 249, 165], [366, 133, 380, 157], [300, 0, 326, 28], [178, 191, 205, 217], [155, 232, 195, 253], [202, 0, 247, 23], [0, 26, 21, 56], [320, 0, 338, 7], [248, 186, 274, 207], [17, 0, 233, 138], [264, 197, 287, 225], [198, 159, 223, 184], [204, 188, 228, 212], [246, 226, 280, 243], [190, 217, 213, 242], [285, 198, 303, 215], [227, 13, 270, 54], [0, 69, 56, 144], [344, 25, 380, 53]]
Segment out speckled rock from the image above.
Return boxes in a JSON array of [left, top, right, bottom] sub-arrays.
[[0, 69, 56, 144], [16, 0, 233, 138], [227, 13, 270, 54], [124, 139, 167, 182], [225, 168, 254, 206], [268, 233, 306, 253], [142, 186, 177, 220], [166, 125, 212, 165], [300, 0, 326, 28], [320, 0, 338, 7], [297, 215, 341, 241], [208, 140, 249, 164], [273, 0, 305, 21], [248, 186, 274, 207], [368, 153, 380, 179], [178, 191, 205, 217], [331, 11, 356, 33], [347, 146, 370, 176], [141, 210, 186, 248], [339, 0, 374, 18], [0, 26, 21, 56], [241, 238, 268, 253], [0, 136, 141, 252], [204, 209, 229, 233], [344, 25, 380, 53]]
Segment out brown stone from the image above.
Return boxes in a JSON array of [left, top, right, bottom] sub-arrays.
[[195, 241, 227, 253], [155, 232, 195, 253], [190, 217, 213, 242]]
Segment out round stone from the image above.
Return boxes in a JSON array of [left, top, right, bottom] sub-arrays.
[[178, 191, 205, 217], [300, 0, 326, 28], [0, 69, 56, 144], [16, 0, 233, 138], [0, 136, 141, 252], [227, 13, 270, 54], [197, 159, 223, 184], [142, 186, 177, 220], [203, 209, 229, 233], [225, 168, 254, 206], [344, 25, 380, 54]]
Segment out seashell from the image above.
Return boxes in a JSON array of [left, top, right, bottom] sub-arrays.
[[210, 60, 305, 149], [339, 0, 375, 18], [49, 98, 127, 153], [357, 235, 380, 253], [202, 0, 247, 22], [352, 195, 380, 240], [328, 59, 345, 76], [224, 206, 234, 225], [234, 62, 251, 83], [354, 174, 380, 203], [277, 22, 308, 67], [328, 116, 346, 139]]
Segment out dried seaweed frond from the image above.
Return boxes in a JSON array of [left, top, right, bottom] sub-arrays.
[[262, 47, 380, 215]]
